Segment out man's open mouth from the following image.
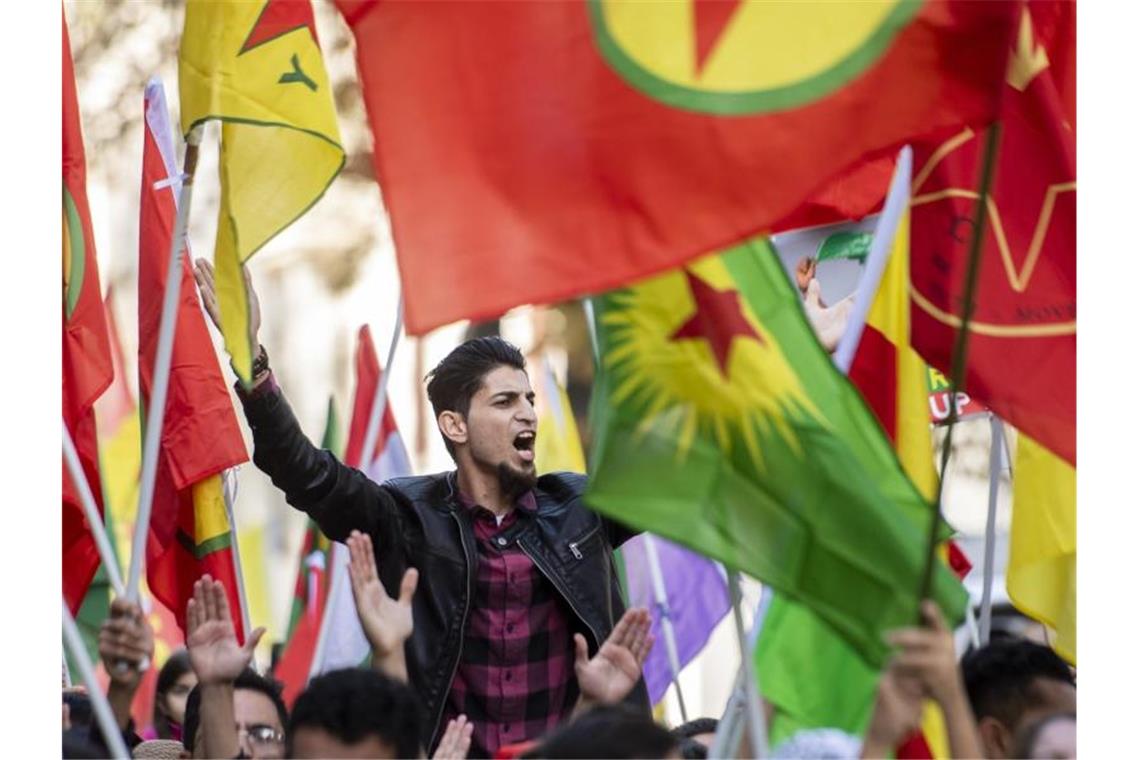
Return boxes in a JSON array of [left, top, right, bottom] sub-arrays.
[[513, 431, 536, 462]]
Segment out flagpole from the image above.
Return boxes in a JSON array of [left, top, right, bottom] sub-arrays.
[[709, 585, 772, 758], [125, 124, 205, 602], [727, 573, 768, 759], [642, 535, 690, 724], [62, 600, 132, 759], [222, 468, 253, 638], [63, 420, 125, 597], [979, 414, 1004, 644], [918, 123, 1003, 608], [311, 298, 404, 679], [833, 145, 913, 373]]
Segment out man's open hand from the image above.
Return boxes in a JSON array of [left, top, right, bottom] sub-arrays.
[[575, 607, 653, 706], [193, 258, 261, 351], [347, 530, 418, 659], [186, 575, 264, 686]]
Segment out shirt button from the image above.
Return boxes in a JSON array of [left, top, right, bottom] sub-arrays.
[[503, 724, 510, 733], [496, 537, 507, 546], [505, 672, 513, 682], [506, 624, 514, 633]]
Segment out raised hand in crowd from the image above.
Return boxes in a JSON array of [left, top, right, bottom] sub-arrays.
[[98, 597, 155, 731], [860, 664, 925, 759], [346, 529, 419, 683], [886, 600, 984, 760], [193, 259, 266, 381], [574, 607, 654, 710], [186, 575, 266, 760], [431, 715, 474, 760]]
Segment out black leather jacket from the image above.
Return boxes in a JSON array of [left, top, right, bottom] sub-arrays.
[[239, 382, 649, 751]]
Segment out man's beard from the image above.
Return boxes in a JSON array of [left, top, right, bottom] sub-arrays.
[[497, 461, 537, 502]]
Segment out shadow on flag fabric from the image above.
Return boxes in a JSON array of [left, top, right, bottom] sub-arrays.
[[335, 0, 1016, 335], [1008, 431, 1075, 664], [586, 238, 967, 669], [909, 2, 1075, 466], [63, 14, 114, 615], [138, 81, 249, 640], [179, 0, 344, 382]]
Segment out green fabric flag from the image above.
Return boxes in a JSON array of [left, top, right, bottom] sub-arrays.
[[586, 238, 966, 667], [285, 398, 339, 641]]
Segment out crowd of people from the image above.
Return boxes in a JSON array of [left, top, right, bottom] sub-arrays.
[[62, 269, 1076, 758]]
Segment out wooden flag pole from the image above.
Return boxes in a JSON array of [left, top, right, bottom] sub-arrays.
[[642, 534, 690, 724], [62, 600, 132, 759], [126, 123, 204, 601], [918, 123, 1003, 609], [63, 420, 125, 597]]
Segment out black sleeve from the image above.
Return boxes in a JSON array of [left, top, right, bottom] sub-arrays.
[[603, 516, 641, 549], [237, 375, 403, 548]]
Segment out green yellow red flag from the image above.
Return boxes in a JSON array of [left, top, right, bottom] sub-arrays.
[[586, 238, 967, 667], [179, 0, 344, 382]]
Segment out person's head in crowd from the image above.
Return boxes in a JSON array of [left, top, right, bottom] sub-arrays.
[[287, 668, 423, 759], [62, 689, 93, 730], [671, 718, 718, 759], [183, 669, 287, 759], [1012, 712, 1076, 760], [425, 337, 538, 495], [523, 704, 680, 759], [961, 638, 1076, 758], [153, 649, 196, 740]]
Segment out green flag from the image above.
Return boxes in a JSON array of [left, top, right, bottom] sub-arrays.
[[586, 238, 966, 667]]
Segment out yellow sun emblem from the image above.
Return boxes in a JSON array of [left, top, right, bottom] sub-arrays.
[[600, 253, 823, 469]]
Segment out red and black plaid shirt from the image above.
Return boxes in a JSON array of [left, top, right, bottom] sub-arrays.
[[441, 491, 577, 758]]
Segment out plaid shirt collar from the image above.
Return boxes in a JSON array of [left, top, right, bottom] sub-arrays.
[[455, 484, 538, 517]]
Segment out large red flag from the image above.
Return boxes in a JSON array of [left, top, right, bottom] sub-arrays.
[[336, 0, 1017, 335], [137, 80, 249, 639], [63, 14, 114, 613], [909, 2, 1075, 465]]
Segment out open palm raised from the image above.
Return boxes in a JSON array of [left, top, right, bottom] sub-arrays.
[[574, 607, 654, 706], [186, 575, 264, 685]]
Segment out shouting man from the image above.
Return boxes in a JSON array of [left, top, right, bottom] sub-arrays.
[[195, 262, 649, 757]]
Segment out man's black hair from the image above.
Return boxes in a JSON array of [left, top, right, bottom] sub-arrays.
[[425, 336, 527, 458], [1011, 711, 1076, 759], [961, 638, 1075, 730], [671, 717, 718, 739], [523, 704, 678, 759], [286, 668, 423, 758], [63, 691, 93, 730], [182, 668, 288, 752]]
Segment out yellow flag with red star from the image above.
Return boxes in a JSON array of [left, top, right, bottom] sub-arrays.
[[179, 0, 344, 382]]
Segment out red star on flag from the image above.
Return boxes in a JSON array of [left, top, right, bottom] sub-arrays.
[[240, 0, 319, 55], [693, 0, 743, 76], [671, 270, 762, 377]]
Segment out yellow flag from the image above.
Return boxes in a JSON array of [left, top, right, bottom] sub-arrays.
[[535, 358, 586, 475], [1008, 433, 1076, 663], [179, 0, 344, 381]]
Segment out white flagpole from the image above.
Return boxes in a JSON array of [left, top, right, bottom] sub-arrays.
[[125, 123, 205, 601], [979, 414, 1004, 644], [311, 298, 404, 679], [62, 600, 132, 759], [833, 146, 914, 373], [727, 573, 768, 759], [63, 420, 125, 597], [709, 585, 772, 758], [642, 535, 690, 724], [222, 468, 253, 638]]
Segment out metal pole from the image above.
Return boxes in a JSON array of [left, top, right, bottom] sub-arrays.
[[728, 573, 768, 759], [359, 295, 404, 475], [222, 468, 252, 638], [62, 600, 132, 759], [642, 535, 690, 724], [126, 124, 204, 601], [63, 420, 125, 596], [979, 414, 1004, 644], [832, 146, 913, 373]]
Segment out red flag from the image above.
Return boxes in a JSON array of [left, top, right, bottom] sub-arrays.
[[63, 14, 114, 613], [137, 80, 249, 639], [336, 0, 1017, 335], [343, 325, 403, 472], [909, 2, 1075, 465]]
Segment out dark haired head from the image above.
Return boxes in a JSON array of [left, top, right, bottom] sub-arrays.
[[961, 638, 1075, 757], [1012, 712, 1076, 759], [62, 690, 93, 730], [152, 649, 194, 739], [182, 669, 288, 752], [672, 717, 718, 740], [425, 337, 527, 459], [287, 668, 422, 759], [524, 704, 678, 759]]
